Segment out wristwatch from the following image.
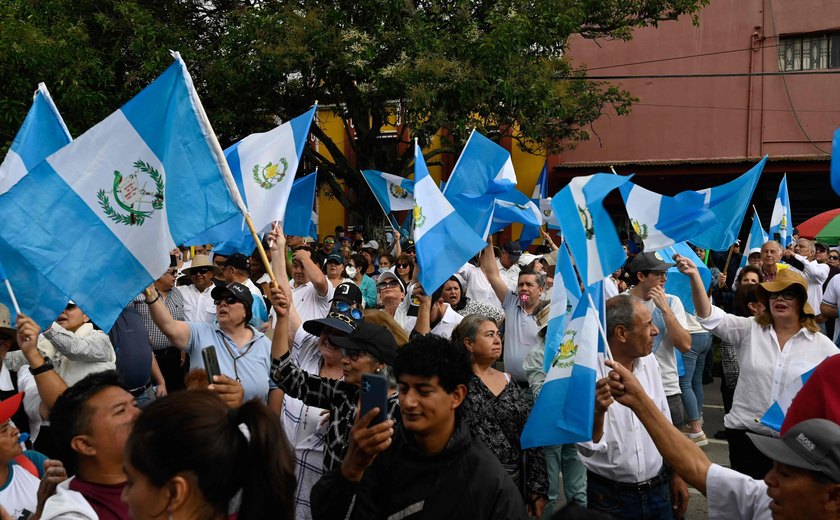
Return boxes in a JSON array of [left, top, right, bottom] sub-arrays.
[[30, 356, 54, 376]]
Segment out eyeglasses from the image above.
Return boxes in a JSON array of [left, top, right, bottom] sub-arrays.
[[396, 263, 411, 269], [166, 270, 179, 277], [341, 348, 364, 361], [332, 301, 364, 320], [214, 296, 241, 306], [192, 267, 214, 275], [768, 289, 798, 301], [645, 271, 668, 279], [378, 280, 401, 290]]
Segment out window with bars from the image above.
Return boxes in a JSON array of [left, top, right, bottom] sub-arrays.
[[778, 32, 840, 71]]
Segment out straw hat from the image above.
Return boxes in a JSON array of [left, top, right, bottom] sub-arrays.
[[756, 269, 814, 316], [0, 303, 15, 339], [182, 255, 219, 276]]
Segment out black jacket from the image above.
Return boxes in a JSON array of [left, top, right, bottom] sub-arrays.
[[311, 420, 528, 520]]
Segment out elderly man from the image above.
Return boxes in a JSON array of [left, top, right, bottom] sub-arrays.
[[759, 240, 791, 282], [604, 357, 840, 520], [783, 238, 829, 325], [577, 294, 688, 518], [481, 243, 546, 388], [627, 251, 691, 429], [176, 255, 218, 324]]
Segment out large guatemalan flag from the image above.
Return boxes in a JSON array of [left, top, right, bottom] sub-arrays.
[[413, 141, 486, 294], [522, 281, 605, 448], [553, 174, 630, 287], [0, 53, 245, 331], [0, 83, 78, 327]]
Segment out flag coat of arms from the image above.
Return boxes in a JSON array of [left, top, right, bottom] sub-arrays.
[[553, 174, 630, 287], [413, 142, 486, 294], [521, 281, 605, 448], [0, 53, 244, 330], [362, 170, 415, 213]]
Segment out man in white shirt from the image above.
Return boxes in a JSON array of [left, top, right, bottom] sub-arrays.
[[783, 239, 829, 323], [627, 251, 691, 428], [176, 255, 217, 324], [577, 294, 689, 519], [603, 358, 840, 520], [290, 247, 334, 323]]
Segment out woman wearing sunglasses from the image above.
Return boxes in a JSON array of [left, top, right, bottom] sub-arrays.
[[675, 254, 837, 480], [394, 254, 414, 289], [144, 280, 277, 406]]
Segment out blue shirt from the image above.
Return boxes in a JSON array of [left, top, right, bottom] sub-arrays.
[[187, 322, 275, 402]]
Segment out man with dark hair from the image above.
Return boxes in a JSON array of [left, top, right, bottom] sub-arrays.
[[311, 335, 527, 519]]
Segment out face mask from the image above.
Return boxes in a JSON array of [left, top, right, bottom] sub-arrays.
[[345, 267, 357, 278]]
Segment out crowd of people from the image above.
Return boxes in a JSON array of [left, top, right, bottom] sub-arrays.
[[0, 221, 838, 520]]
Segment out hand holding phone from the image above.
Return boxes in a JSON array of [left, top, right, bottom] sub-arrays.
[[360, 373, 388, 426]]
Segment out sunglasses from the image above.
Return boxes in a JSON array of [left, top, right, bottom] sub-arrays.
[[333, 301, 364, 320], [768, 289, 798, 301], [378, 280, 401, 290], [830, 255, 840, 260], [214, 296, 242, 306], [396, 263, 411, 268], [166, 270, 179, 277], [341, 348, 364, 361], [325, 240, 335, 244], [191, 267, 214, 275]]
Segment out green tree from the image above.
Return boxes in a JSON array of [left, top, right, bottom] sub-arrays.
[[1, 0, 709, 233]]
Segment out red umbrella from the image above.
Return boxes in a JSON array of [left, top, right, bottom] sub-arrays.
[[798, 209, 840, 245]]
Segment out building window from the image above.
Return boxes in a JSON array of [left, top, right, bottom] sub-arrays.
[[779, 32, 840, 71]]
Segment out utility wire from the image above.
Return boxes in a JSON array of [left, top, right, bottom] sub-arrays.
[[574, 70, 840, 79], [585, 40, 783, 71]]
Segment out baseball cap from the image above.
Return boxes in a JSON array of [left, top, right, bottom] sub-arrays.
[[326, 253, 345, 264], [748, 247, 762, 258], [224, 253, 250, 271], [210, 282, 254, 309], [361, 240, 380, 250], [377, 271, 405, 292], [330, 323, 397, 365], [502, 241, 522, 257], [630, 251, 675, 272], [0, 392, 24, 423], [749, 418, 840, 483], [332, 282, 363, 307]]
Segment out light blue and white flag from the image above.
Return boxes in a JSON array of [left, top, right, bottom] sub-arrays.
[[553, 174, 630, 287], [664, 242, 712, 315], [531, 161, 559, 228], [284, 172, 318, 238], [769, 174, 794, 247], [362, 170, 414, 214], [542, 243, 583, 372], [489, 189, 543, 243], [0, 83, 72, 195], [226, 106, 315, 231], [413, 141, 486, 294], [760, 363, 822, 432], [522, 281, 605, 448], [0, 53, 245, 331], [741, 208, 769, 268], [444, 129, 517, 239], [690, 157, 766, 252], [620, 182, 715, 251]]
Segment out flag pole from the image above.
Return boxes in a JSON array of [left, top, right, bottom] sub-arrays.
[[245, 214, 278, 289], [4, 279, 21, 315]]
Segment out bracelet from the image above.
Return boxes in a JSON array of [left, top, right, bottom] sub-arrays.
[[30, 357, 54, 376], [145, 292, 160, 305]]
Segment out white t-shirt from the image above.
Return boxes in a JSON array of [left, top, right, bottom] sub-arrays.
[[640, 294, 688, 396], [292, 281, 335, 323], [0, 462, 40, 519]]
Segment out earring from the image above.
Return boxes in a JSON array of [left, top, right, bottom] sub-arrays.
[[375, 366, 383, 374]]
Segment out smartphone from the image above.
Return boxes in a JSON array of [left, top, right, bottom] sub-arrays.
[[360, 373, 389, 426], [201, 346, 222, 385]]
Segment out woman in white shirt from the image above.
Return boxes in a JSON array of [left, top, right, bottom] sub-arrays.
[[675, 254, 837, 480]]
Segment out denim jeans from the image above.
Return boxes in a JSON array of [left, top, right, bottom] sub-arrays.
[[542, 444, 587, 518], [679, 332, 712, 422], [134, 384, 158, 409], [587, 470, 672, 520]]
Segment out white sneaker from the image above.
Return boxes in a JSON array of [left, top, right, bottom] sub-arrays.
[[686, 431, 709, 447]]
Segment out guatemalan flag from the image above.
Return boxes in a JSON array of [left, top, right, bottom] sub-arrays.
[[284, 172, 318, 238], [0, 83, 79, 327], [443, 129, 517, 239], [690, 156, 766, 252], [489, 189, 543, 244], [0, 83, 72, 195], [553, 174, 630, 287], [522, 281, 605, 448], [531, 161, 559, 228], [664, 242, 712, 315], [542, 243, 583, 372], [741, 208, 769, 268], [413, 141, 486, 294], [362, 170, 415, 214], [0, 53, 245, 331], [620, 182, 715, 251], [769, 174, 794, 247], [760, 363, 822, 432]]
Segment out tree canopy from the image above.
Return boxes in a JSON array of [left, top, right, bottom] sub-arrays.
[[1, 0, 708, 228]]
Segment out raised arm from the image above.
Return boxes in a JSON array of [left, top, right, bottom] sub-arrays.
[[269, 226, 303, 335], [605, 359, 711, 494], [42, 323, 114, 362], [674, 254, 712, 319], [479, 242, 509, 304], [296, 248, 329, 297], [15, 315, 68, 412], [144, 286, 191, 349]]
